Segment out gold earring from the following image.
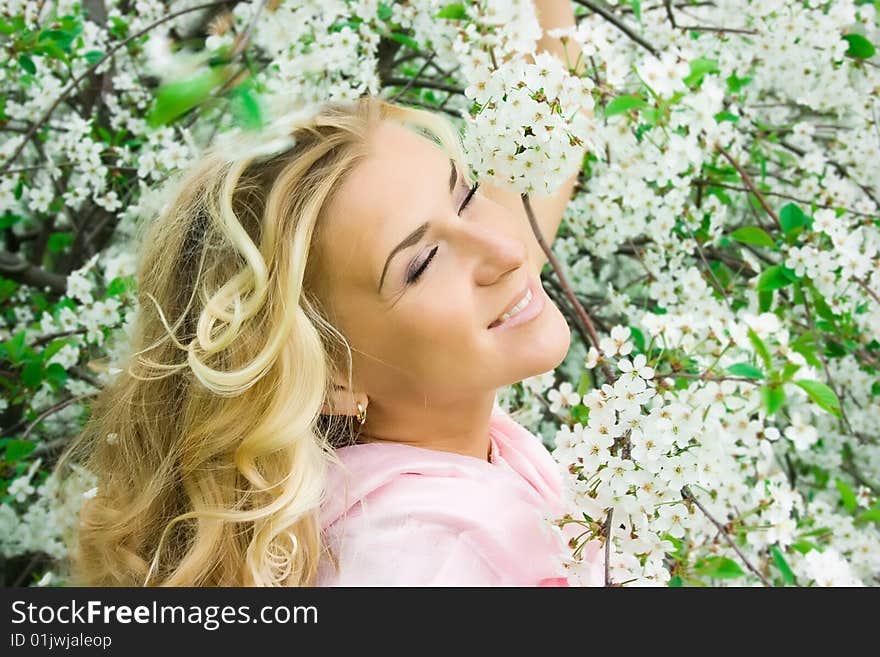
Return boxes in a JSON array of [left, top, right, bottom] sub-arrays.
[[356, 401, 367, 426]]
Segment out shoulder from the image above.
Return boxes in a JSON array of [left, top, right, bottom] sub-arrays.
[[318, 468, 566, 586], [317, 493, 504, 586], [336, 469, 516, 539]]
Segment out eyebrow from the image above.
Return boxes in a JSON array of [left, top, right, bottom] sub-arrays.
[[377, 158, 458, 294]]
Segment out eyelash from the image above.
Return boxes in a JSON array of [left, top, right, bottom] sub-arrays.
[[406, 180, 480, 285]]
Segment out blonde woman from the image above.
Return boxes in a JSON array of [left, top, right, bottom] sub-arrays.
[[55, 1, 600, 586]]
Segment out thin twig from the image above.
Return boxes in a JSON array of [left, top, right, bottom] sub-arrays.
[[855, 278, 880, 305], [20, 393, 97, 440], [604, 507, 614, 587], [663, 0, 676, 28], [798, 284, 854, 436], [659, 372, 760, 384], [12, 553, 44, 587], [716, 145, 781, 229], [573, 0, 659, 57], [691, 179, 875, 218], [776, 138, 878, 207], [396, 99, 462, 118], [683, 222, 733, 313], [382, 76, 464, 96], [390, 49, 438, 102], [229, 0, 268, 60], [521, 194, 615, 382], [681, 485, 772, 586]]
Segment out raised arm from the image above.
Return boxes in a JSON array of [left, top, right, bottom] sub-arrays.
[[478, 0, 587, 275]]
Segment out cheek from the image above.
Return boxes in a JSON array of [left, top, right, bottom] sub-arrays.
[[405, 296, 482, 347]]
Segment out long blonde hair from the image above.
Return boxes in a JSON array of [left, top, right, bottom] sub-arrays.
[[52, 94, 468, 586]]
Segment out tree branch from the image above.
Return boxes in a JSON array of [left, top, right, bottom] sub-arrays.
[[681, 485, 772, 586], [572, 0, 659, 57], [0, 249, 68, 293], [716, 145, 781, 230], [521, 194, 615, 382], [603, 507, 615, 586]]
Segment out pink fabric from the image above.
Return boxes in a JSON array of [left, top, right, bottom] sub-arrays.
[[314, 401, 584, 586]]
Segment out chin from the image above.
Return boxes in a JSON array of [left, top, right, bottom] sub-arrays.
[[535, 300, 572, 370], [507, 299, 572, 381]]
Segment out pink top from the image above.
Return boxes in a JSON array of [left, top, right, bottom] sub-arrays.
[[314, 401, 592, 586]]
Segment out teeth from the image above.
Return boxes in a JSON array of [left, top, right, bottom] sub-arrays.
[[494, 288, 532, 326]]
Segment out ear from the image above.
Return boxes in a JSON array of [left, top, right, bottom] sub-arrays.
[[321, 382, 367, 418]]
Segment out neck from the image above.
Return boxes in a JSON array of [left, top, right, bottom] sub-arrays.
[[356, 390, 496, 462]]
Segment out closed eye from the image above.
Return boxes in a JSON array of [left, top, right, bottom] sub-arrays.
[[405, 178, 481, 285], [458, 180, 479, 214]]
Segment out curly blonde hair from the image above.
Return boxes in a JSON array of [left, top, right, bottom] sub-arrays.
[[53, 94, 469, 586]]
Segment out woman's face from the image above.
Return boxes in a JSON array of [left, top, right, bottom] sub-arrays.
[[313, 119, 571, 406]]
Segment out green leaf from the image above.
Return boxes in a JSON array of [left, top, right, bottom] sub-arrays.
[[790, 332, 822, 369], [778, 264, 799, 283], [231, 85, 264, 131], [806, 290, 835, 326], [730, 226, 776, 249], [83, 50, 104, 65], [21, 360, 43, 388], [0, 278, 18, 304], [18, 55, 36, 75], [377, 2, 393, 21], [604, 94, 648, 117], [667, 575, 683, 587], [726, 73, 752, 93], [387, 31, 420, 51], [794, 379, 842, 417], [435, 2, 467, 19], [4, 330, 28, 365], [835, 478, 857, 512], [781, 362, 801, 382], [571, 405, 590, 426], [630, 326, 646, 352], [779, 203, 808, 236], [641, 107, 662, 126], [727, 362, 764, 380], [756, 264, 796, 291], [0, 17, 20, 34], [328, 19, 361, 32], [40, 338, 67, 361], [683, 57, 719, 87], [576, 372, 591, 397], [147, 67, 225, 128], [694, 556, 745, 579], [747, 328, 772, 370], [761, 384, 785, 415], [4, 439, 36, 462], [855, 503, 880, 526], [0, 213, 23, 230], [790, 540, 818, 554], [800, 526, 832, 538], [631, 0, 642, 22], [39, 25, 81, 53], [106, 275, 134, 297], [47, 232, 74, 253], [843, 33, 876, 59], [44, 362, 68, 388], [714, 110, 739, 123], [770, 545, 795, 585], [758, 289, 774, 313]]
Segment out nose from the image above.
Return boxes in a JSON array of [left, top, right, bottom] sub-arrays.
[[456, 219, 528, 286]]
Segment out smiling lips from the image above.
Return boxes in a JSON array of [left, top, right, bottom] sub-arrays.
[[487, 278, 544, 330]]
